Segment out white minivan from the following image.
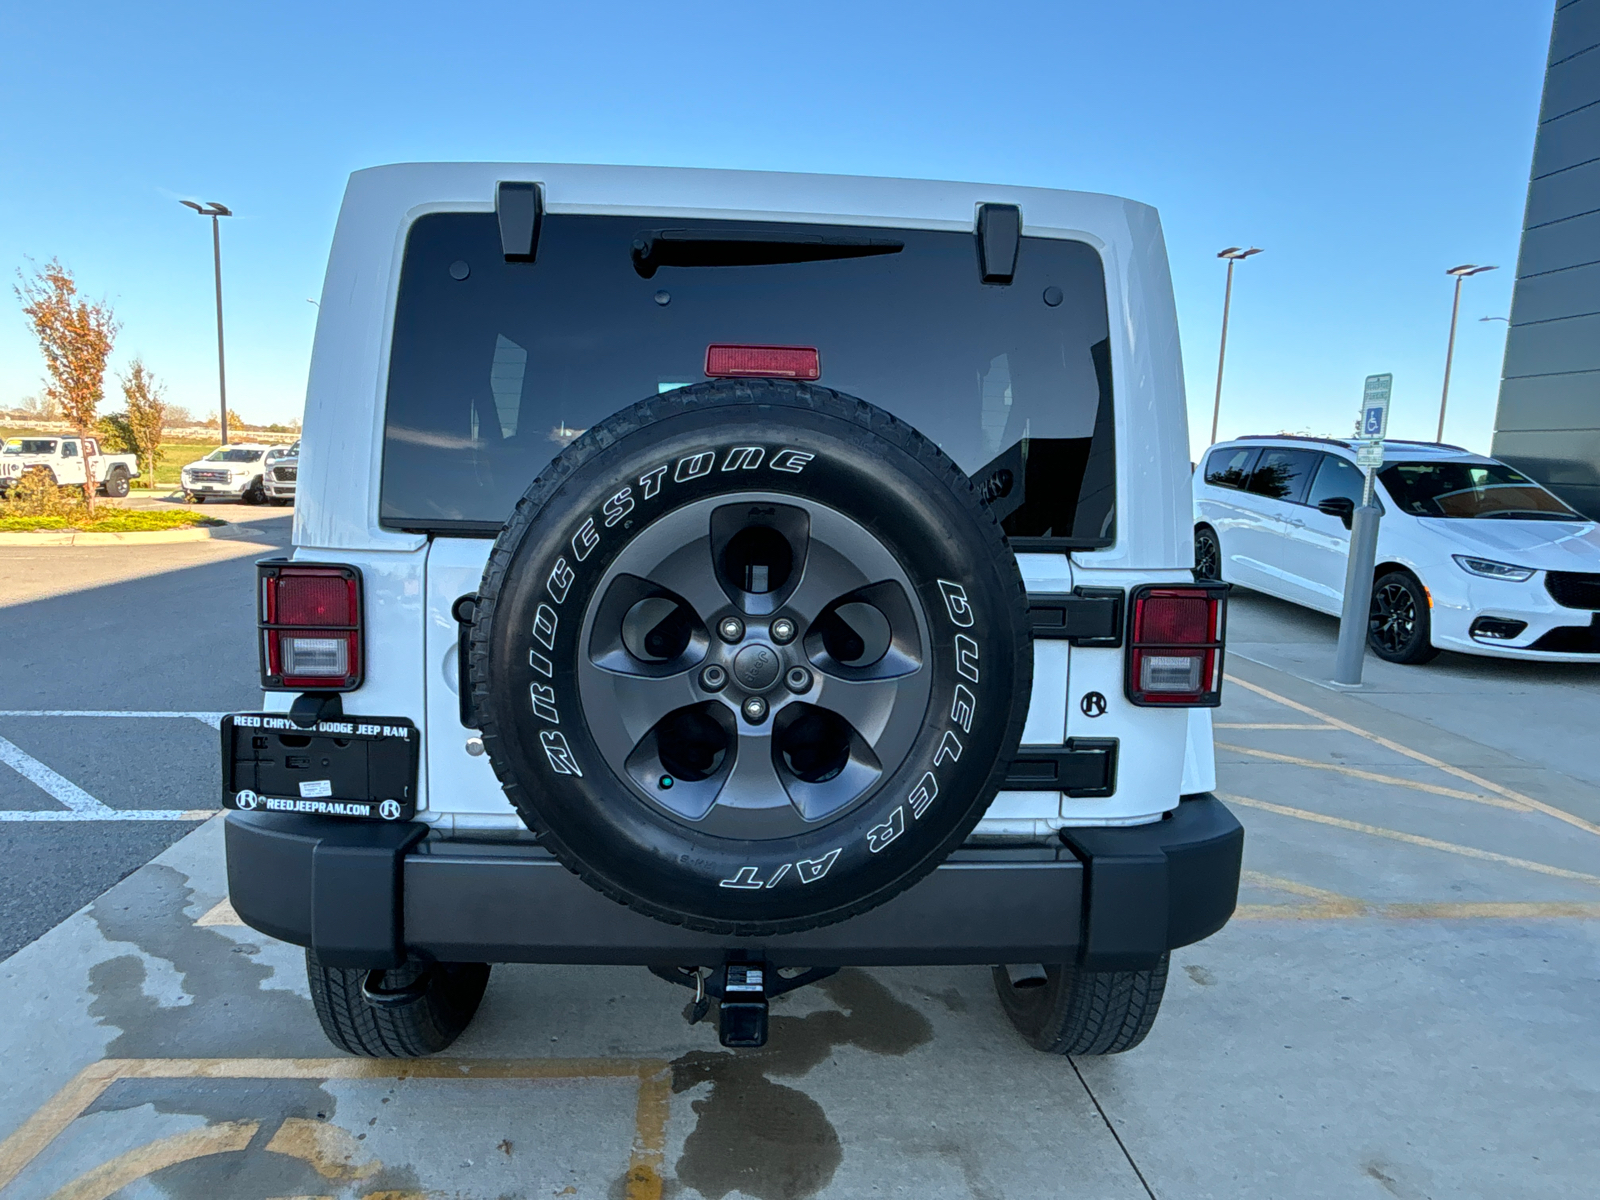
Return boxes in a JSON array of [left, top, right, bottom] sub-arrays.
[[1194, 436, 1600, 663]]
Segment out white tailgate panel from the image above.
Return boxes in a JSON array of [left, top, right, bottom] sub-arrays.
[[424, 538, 515, 817]]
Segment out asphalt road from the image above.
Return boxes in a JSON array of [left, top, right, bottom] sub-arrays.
[[0, 506, 289, 959]]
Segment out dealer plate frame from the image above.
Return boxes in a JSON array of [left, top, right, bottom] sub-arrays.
[[220, 712, 420, 821]]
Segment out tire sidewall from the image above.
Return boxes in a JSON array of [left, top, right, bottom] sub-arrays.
[[473, 386, 1029, 933]]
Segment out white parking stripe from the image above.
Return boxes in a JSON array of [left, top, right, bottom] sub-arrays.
[[0, 734, 113, 815], [0, 809, 213, 822], [0, 710, 226, 729]]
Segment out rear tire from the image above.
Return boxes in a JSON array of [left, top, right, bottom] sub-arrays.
[[242, 480, 266, 505], [306, 951, 491, 1057], [1368, 570, 1439, 664], [104, 468, 130, 499], [992, 954, 1169, 1055], [1194, 525, 1222, 582]]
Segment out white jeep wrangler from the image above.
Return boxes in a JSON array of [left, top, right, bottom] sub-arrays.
[[222, 164, 1242, 1058]]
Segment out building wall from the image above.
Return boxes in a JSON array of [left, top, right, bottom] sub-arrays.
[[1493, 0, 1600, 518]]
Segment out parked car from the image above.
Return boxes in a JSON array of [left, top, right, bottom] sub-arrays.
[[264, 440, 299, 506], [0, 435, 140, 497], [220, 163, 1243, 1061], [179, 443, 287, 504], [1194, 436, 1600, 663]]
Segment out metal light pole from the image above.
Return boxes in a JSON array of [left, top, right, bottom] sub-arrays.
[[181, 200, 234, 444], [1209, 246, 1263, 446], [1435, 263, 1496, 443]]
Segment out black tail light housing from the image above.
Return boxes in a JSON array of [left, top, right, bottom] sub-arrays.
[[1125, 583, 1228, 707], [258, 560, 364, 691]]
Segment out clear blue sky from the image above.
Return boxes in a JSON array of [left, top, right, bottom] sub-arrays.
[[1, 1, 1554, 452]]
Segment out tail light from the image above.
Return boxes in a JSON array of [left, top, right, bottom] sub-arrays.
[[1125, 583, 1227, 706], [258, 561, 363, 691]]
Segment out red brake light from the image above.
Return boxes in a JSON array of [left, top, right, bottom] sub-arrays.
[[1126, 584, 1227, 707], [705, 344, 820, 380], [258, 562, 363, 691]]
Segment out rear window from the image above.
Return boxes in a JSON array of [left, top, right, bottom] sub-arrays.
[[1203, 446, 1258, 489], [3, 440, 57, 455], [380, 213, 1116, 545]]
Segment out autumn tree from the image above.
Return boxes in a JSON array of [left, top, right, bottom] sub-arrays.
[[120, 359, 167, 489], [15, 259, 118, 513]]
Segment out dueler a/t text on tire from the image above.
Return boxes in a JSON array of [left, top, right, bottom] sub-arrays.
[[468, 381, 1032, 935]]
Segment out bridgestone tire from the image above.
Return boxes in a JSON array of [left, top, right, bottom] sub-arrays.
[[469, 380, 1032, 935], [306, 951, 491, 1057], [991, 954, 1170, 1055]]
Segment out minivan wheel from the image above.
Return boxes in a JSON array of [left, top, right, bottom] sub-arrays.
[[306, 951, 491, 1057], [1368, 570, 1439, 664], [992, 955, 1169, 1055], [1194, 525, 1222, 582]]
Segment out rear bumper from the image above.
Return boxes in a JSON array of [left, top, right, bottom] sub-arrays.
[[225, 793, 1243, 970]]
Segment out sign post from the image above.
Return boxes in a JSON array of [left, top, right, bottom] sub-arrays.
[[1333, 374, 1390, 685]]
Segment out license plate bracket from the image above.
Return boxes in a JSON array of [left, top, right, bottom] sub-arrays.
[[221, 713, 420, 821]]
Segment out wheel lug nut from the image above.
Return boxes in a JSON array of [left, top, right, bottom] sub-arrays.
[[718, 616, 745, 643], [784, 666, 812, 693], [700, 664, 728, 692], [770, 618, 796, 644], [741, 695, 768, 724]]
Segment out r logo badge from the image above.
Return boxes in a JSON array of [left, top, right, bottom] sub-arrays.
[[1080, 692, 1107, 718], [378, 799, 402, 820]]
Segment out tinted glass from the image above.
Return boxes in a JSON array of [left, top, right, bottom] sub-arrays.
[[1306, 454, 1365, 507], [1204, 446, 1259, 489], [1245, 448, 1318, 502], [61, 441, 78, 457], [3, 440, 57, 455], [381, 213, 1115, 542], [209, 449, 264, 463], [1379, 460, 1583, 520]]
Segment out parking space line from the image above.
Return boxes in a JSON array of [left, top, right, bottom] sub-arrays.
[[0, 735, 113, 816], [0, 810, 213, 823], [47, 1120, 258, 1200], [0, 1057, 674, 1197], [1216, 722, 1338, 730], [1236, 872, 1600, 920], [1223, 793, 1600, 886], [0, 711, 225, 729], [1225, 674, 1600, 838], [1215, 742, 1529, 812], [195, 898, 243, 926]]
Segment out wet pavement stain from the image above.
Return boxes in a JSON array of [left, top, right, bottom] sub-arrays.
[[667, 969, 933, 1200], [86, 863, 313, 1057]]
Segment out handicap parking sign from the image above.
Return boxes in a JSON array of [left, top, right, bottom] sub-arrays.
[[1362, 374, 1392, 439]]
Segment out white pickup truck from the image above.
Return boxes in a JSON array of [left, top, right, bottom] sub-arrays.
[[0, 436, 140, 498]]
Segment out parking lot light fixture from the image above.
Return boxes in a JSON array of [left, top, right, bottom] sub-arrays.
[[1436, 264, 1497, 443], [180, 200, 234, 444], [1209, 247, 1263, 446]]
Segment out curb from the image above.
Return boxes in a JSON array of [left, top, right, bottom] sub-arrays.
[[0, 524, 227, 546]]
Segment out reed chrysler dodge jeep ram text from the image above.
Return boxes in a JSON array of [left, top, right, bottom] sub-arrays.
[[221, 163, 1243, 1057]]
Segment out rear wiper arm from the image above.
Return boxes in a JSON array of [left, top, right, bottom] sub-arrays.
[[632, 229, 903, 278]]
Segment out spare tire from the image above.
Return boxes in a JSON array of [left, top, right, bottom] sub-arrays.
[[468, 380, 1031, 935]]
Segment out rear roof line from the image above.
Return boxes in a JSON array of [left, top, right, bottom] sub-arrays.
[[1228, 434, 1473, 455]]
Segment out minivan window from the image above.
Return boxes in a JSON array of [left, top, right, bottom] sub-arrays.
[[1204, 446, 1258, 489], [1379, 461, 1582, 520], [1306, 454, 1366, 508], [1245, 448, 1318, 503], [380, 213, 1116, 545]]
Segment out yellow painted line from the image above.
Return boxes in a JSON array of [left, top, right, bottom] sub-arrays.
[[0, 1061, 123, 1193], [194, 898, 243, 927], [265, 1117, 380, 1182], [626, 1064, 672, 1200], [1223, 793, 1600, 887], [47, 1120, 257, 1200], [1241, 869, 1364, 908], [1216, 722, 1337, 730], [0, 1057, 673, 1196], [1225, 673, 1600, 838], [1215, 742, 1528, 813]]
